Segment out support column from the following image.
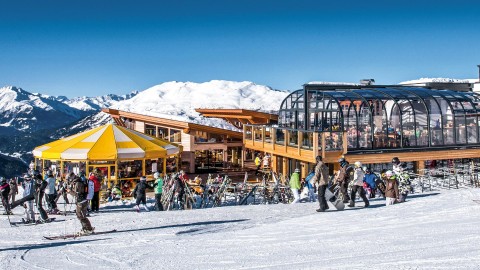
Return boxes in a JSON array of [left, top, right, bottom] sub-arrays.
[[300, 161, 308, 179], [282, 158, 288, 179], [271, 155, 277, 173], [241, 147, 245, 168], [416, 160, 425, 175]]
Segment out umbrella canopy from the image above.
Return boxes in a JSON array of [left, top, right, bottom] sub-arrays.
[[33, 123, 181, 160]]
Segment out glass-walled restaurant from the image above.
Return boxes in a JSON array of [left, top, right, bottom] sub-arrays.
[[277, 86, 480, 151]]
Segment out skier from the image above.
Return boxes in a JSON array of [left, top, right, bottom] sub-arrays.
[[334, 157, 353, 203], [89, 171, 101, 213], [133, 176, 150, 212], [110, 185, 122, 201], [289, 168, 301, 204], [153, 172, 164, 211], [34, 172, 50, 222], [45, 170, 59, 214], [363, 168, 378, 198], [304, 169, 316, 202], [55, 173, 72, 204], [348, 161, 369, 208], [8, 177, 18, 205], [86, 173, 95, 213], [21, 174, 35, 223], [72, 174, 94, 235], [384, 170, 399, 206], [310, 156, 329, 212], [0, 177, 12, 215]]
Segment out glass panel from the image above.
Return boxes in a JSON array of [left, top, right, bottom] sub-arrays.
[[324, 132, 343, 151], [157, 127, 168, 140], [145, 124, 156, 136], [245, 126, 252, 140], [301, 132, 313, 150], [466, 117, 478, 144], [358, 103, 372, 149], [443, 114, 455, 145], [398, 100, 415, 147], [346, 105, 358, 149], [117, 160, 143, 179], [254, 126, 263, 142], [265, 127, 272, 143], [455, 116, 466, 144], [170, 129, 181, 143], [146, 158, 163, 175], [374, 101, 389, 148], [428, 99, 443, 146], [275, 128, 286, 145], [288, 130, 298, 147]]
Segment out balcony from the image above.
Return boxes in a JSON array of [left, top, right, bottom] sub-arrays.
[[244, 125, 346, 163]]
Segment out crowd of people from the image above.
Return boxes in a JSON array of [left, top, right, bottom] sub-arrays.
[[289, 156, 413, 212]]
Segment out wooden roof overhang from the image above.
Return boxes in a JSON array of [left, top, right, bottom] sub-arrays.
[[102, 108, 243, 139], [195, 108, 278, 129]]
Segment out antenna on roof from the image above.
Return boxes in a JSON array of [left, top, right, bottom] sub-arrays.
[[360, 79, 375, 86]]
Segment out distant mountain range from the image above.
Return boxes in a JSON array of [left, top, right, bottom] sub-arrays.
[[0, 81, 289, 177]]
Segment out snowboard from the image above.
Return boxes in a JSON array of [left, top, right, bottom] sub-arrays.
[[44, 229, 118, 240], [325, 188, 345, 210]]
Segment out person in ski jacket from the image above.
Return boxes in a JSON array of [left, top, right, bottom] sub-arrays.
[[72, 175, 94, 235], [22, 174, 36, 223], [348, 162, 369, 208], [153, 172, 164, 211], [34, 173, 49, 222], [89, 172, 101, 213], [56, 173, 72, 204], [334, 157, 353, 203], [8, 178, 18, 205], [310, 156, 330, 212], [254, 154, 262, 175], [110, 185, 122, 201], [392, 157, 402, 175], [133, 176, 149, 212], [45, 170, 58, 213], [0, 177, 12, 215], [304, 169, 316, 202], [363, 168, 378, 198], [289, 168, 301, 204], [174, 174, 186, 209], [384, 170, 399, 206], [86, 174, 95, 212]]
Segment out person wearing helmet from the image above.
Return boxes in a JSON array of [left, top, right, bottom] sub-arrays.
[[397, 163, 412, 203], [133, 176, 150, 212], [363, 168, 378, 198], [0, 177, 12, 215], [310, 156, 330, 212], [392, 157, 402, 175], [153, 172, 164, 211], [89, 172, 101, 213], [22, 174, 36, 223], [348, 161, 369, 208], [384, 170, 399, 206], [8, 177, 18, 206], [333, 157, 353, 203], [71, 173, 94, 235], [34, 173, 50, 222], [289, 168, 301, 204]]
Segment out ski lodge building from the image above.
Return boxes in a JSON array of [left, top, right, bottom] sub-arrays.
[[103, 75, 480, 176]]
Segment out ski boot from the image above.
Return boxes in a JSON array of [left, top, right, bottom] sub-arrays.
[[78, 227, 95, 236]]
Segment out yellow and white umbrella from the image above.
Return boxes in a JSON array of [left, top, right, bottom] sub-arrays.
[[33, 123, 181, 160]]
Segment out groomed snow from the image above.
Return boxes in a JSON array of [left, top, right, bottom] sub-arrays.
[[1, 188, 479, 269]]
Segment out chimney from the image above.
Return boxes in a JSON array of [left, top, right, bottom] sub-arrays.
[[360, 79, 375, 86]]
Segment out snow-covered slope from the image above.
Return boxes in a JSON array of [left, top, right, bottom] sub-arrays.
[[65, 91, 138, 111], [0, 187, 479, 269], [0, 86, 87, 133], [111, 80, 289, 131]]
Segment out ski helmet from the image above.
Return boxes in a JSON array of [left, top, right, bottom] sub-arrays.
[[140, 176, 146, 181], [294, 168, 300, 173], [354, 161, 362, 168], [316, 155, 322, 162], [153, 172, 160, 179], [392, 157, 400, 165], [385, 170, 394, 177]]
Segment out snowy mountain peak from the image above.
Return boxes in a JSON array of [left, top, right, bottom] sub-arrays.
[[111, 80, 290, 131]]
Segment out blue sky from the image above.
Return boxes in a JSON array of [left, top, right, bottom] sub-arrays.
[[1, 0, 479, 97]]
